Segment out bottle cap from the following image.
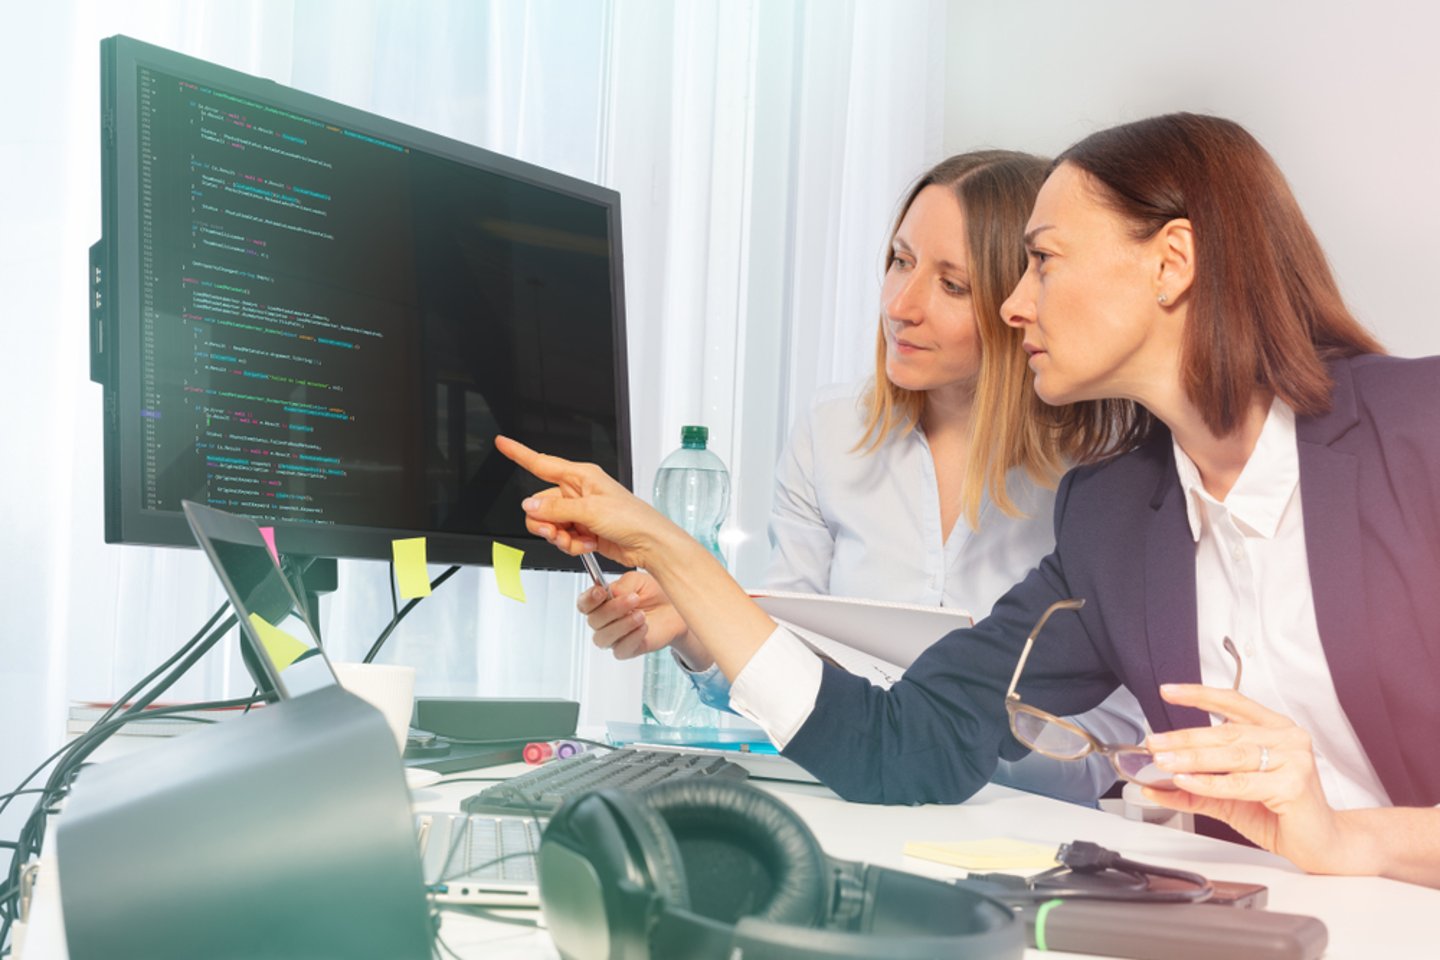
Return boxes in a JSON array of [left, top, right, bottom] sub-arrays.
[[681, 425, 708, 448]]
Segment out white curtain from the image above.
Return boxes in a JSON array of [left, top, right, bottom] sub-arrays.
[[0, 0, 945, 841]]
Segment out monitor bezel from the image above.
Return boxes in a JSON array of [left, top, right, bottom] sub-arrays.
[[96, 35, 631, 570]]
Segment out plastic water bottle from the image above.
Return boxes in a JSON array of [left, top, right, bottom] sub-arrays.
[[642, 425, 730, 727]]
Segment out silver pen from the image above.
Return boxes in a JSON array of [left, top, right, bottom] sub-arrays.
[[580, 552, 612, 598]]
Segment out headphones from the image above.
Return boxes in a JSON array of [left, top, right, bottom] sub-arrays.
[[537, 779, 1023, 960]]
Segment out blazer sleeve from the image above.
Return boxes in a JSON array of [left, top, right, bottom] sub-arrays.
[[781, 469, 1121, 804]]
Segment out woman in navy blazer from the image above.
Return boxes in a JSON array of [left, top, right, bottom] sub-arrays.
[[499, 114, 1440, 887]]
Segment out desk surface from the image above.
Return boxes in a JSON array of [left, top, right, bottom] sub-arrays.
[[22, 761, 1440, 959], [420, 765, 1435, 960]]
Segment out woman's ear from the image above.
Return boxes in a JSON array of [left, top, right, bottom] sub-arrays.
[[1153, 218, 1195, 306]]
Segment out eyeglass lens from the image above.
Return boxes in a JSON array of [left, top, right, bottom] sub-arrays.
[[1111, 751, 1176, 788], [1011, 711, 1091, 760]]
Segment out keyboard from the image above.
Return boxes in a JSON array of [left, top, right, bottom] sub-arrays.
[[459, 746, 749, 817], [414, 812, 545, 906]]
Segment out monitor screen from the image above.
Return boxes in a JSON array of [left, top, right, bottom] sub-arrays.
[[94, 36, 630, 568]]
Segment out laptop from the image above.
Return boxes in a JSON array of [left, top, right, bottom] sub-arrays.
[[181, 500, 544, 907]]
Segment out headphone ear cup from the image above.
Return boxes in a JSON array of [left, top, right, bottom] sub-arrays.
[[538, 788, 693, 960], [641, 779, 828, 927], [608, 788, 692, 912]]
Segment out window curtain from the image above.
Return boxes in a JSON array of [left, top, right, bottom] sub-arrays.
[[0, 0, 945, 840]]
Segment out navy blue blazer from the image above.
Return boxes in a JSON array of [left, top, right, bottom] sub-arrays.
[[784, 354, 1440, 808]]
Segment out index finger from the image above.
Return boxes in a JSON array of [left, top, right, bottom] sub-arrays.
[[496, 435, 579, 486], [1158, 683, 1291, 727]]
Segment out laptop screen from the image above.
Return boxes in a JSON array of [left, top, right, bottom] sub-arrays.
[[183, 500, 340, 699]]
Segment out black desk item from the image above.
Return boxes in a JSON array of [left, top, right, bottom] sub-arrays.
[[55, 685, 433, 960], [412, 696, 580, 741], [460, 747, 748, 817], [405, 737, 527, 773], [404, 696, 581, 773]]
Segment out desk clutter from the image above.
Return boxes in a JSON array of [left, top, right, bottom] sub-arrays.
[[20, 494, 1330, 958], [38, 686, 1336, 960]]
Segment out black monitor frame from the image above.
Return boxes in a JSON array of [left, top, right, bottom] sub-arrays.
[[92, 35, 630, 570]]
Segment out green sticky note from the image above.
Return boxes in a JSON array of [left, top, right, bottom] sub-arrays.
[[492, 542, 526, 603], [392, 537, 432, 599], [248, 613, 310, 672]]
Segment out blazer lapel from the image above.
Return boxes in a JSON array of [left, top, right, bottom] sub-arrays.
[[1142, 451, 1209, 732], [1297, 364, 1415, 803]]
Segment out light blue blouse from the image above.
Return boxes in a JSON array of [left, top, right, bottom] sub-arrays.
[[694, 381, 1148, 804]]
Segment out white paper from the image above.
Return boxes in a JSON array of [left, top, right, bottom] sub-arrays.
[[750, 590, 973, 687]]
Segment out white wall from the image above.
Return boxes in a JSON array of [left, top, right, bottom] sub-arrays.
[[944, 0, 1440, 359]]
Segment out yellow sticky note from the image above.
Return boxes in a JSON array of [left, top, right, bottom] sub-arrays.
[[392, 537, 432, 598], [248, 613, 310, 672], [903, 838, 1059, 871], [492, 542, 527, 603]]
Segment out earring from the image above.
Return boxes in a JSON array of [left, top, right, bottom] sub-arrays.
[[1157, 292, 1169, 305]]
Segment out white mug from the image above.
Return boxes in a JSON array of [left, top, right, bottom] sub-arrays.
[[330, 662, 417, 753]]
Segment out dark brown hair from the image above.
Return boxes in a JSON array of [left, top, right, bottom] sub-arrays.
[[859, 150, 1085, 525], [1049, 113, 1384, 452]]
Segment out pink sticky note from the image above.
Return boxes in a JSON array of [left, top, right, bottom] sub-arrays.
[[259, 526, 279, 565]]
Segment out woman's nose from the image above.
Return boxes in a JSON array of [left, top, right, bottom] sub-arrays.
[[1001, 272, 1036, 328], [885, 272, 925, 325]]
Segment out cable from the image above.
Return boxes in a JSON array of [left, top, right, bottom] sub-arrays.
[[0, 695, 264, 932], [433, 930, 466, 960], [389, 559, 399, 620], [430, 776, 508, 788], [0, 597, 251, 955], [89, 600, 231, 733], [3, 604, 224, 951], [965, 839, 1212, 904], [362, 564, 461, 664], [446, 904, 541, 929]]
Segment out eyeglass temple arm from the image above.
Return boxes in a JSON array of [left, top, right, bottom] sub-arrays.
[[1222, 635, 1242, 690], [1004, 598, 1086, 700]]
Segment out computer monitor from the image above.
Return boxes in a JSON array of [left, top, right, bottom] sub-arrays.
[[92, 35, 630, 570]]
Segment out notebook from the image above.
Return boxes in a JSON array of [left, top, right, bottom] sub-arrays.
[[181, 500, 544, 907]]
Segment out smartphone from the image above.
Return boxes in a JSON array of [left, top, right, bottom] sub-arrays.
[[580, 553, 612, 599]]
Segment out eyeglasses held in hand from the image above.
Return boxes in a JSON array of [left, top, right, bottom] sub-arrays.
[[1003, 599, 1242, 790]]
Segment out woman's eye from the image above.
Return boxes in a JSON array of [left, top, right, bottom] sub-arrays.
[[1031, 250, 1051, 266], [942, 279, 970, 296]]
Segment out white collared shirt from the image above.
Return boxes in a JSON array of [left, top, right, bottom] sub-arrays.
[[1174, 398, 1390, 810]]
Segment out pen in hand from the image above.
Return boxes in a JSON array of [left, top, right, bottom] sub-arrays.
[[580, 552, 612, 599]]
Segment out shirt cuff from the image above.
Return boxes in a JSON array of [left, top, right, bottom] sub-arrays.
[[727, 625, 823, 750], [671, 649, 735, 712]]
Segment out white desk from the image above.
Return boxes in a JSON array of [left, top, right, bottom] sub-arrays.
[[418, 765, 1436, 959], [20, 762, 1440, 958]]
